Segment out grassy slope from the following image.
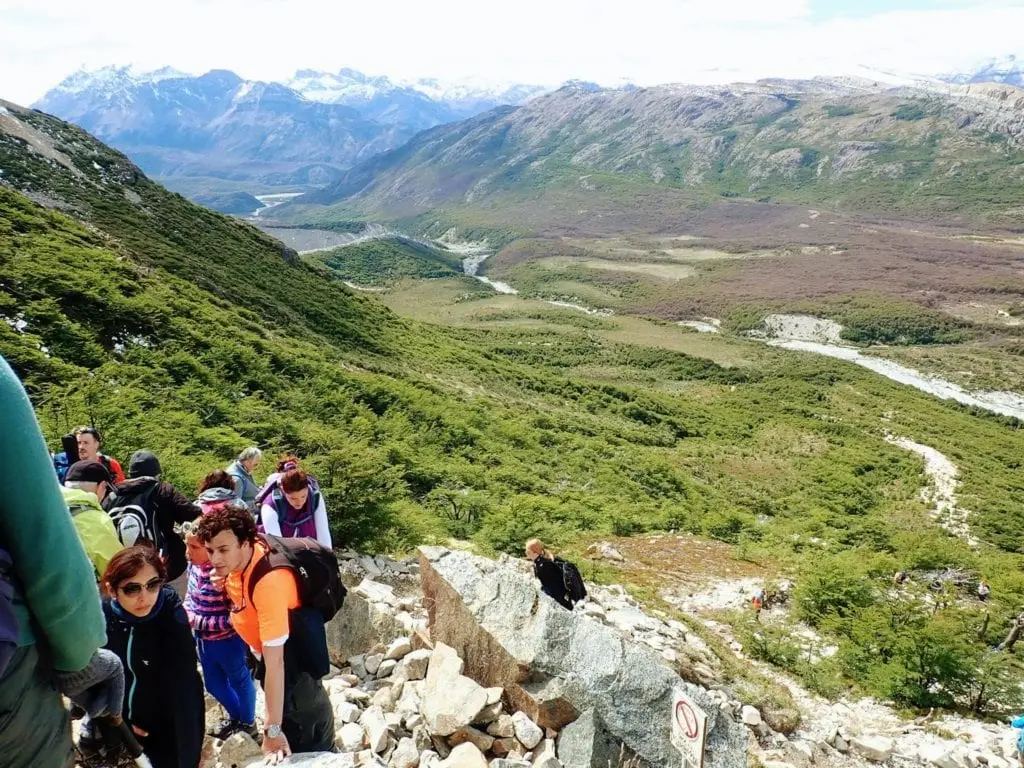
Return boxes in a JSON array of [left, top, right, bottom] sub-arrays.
[[307, 238, 463, 285]]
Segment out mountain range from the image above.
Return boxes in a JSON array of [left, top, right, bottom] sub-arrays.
[[281, 75, 1024, 230], [32, 66, 549, 199]]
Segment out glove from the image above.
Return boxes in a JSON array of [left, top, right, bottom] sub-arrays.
[[55, 649, 125, 719]]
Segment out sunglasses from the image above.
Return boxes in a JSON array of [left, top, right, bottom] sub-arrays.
[[118, 577, 163, 597]]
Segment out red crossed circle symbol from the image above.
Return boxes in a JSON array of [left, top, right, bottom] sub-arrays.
[[675, 699, 699, 740]]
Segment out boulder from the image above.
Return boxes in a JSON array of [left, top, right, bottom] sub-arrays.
[[366, 654, 384, 676], [373, 682, 404, 712], [421, 752, 440, 768], [519, 679, 578, 730], [329, 593, 403, 667], [387, 637, 414, 661], [419, 548, 748, 768], [335, 700, 362, 724], [402, 650, 432, 681], [356, 579, 398, 604], [378, 660, 399, 679], [556, 709, 622, 768], [421, 642, 489, 736], [512, 712, 544, 750], [851, 736, 894, 763], [218, 731, 262, 767], [438, 743, 488, 768], [361, 706, 391, 754], [390, 738, 421, 768], [448, 726, 495, 753]]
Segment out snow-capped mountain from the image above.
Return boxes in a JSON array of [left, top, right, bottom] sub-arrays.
[[942, 55, 1024, 86]]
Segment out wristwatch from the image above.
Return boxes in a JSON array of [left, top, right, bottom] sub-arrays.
[[265, 723, 283, 739]]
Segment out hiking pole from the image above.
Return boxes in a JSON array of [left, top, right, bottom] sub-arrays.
[[112, 719, 156, 768]]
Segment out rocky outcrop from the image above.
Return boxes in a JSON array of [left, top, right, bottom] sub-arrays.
[[418, 546, 749, 768]]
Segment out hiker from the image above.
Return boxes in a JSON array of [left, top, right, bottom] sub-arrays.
[[226, 447, 262, 512], [0, 355, 108, 768], [260, 466, 331, 548], [979, 579, 991, 602], [185, 484, 258, 740], [102, 450, 198, 590], [525, 538, 587, 610], [61, 462, 122, 578], [198, 506, 336, 759], [1011, 713, 1024, 767], [198, 469, 245, 512], [75, 426, 126, 484], [101, 545, 204, 768], [51, 432, 79, 483]]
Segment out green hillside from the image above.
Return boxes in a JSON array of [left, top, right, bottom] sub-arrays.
[[308, 238, 463, 285], [4, 100, 1024, 711]]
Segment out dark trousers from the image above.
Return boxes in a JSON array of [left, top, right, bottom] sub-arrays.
[[0, 644, 73, 768], [256, 637, 334, 754]]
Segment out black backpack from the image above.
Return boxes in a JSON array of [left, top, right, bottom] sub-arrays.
[[248, 535, 346, 623], [557, 557, 587, 604], [103, 480, 163, 553]]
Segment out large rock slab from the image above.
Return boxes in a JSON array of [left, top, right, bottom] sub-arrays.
[[556, 709, 623, 768], [419, 547, 749, 768], [421, 642, 489, 736]]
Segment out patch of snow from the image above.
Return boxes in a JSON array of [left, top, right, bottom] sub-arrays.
[[343, 281, 387, 293], [543, 300, 613, 316]]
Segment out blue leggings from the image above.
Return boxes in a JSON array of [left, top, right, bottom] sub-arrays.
[[197, 634, 256, 725]]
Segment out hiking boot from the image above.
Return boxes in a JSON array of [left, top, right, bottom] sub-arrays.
[[216, 719, 259, 740], [207, 718, 234, 739]]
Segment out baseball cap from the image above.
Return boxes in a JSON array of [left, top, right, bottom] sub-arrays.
[[65, 460, 113, 485]]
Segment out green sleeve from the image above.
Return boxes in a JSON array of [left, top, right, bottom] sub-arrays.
[[0, 356, 106, 671]]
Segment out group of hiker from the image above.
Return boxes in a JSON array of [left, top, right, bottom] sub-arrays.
[[0, 353, 589, 768]]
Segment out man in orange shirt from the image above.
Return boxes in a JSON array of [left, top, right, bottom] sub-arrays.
[[197, 507, 334, 762]]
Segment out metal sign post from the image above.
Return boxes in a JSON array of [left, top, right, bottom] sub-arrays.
[[670, 689, 707, 768]]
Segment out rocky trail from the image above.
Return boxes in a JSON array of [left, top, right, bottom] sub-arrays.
[[186, 539, 1022, 768]]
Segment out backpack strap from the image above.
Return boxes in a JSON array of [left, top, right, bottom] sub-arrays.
[[247, 536, 292, 607]]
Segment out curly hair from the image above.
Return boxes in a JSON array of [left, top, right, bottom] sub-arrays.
[[196, 505, 258, 545]]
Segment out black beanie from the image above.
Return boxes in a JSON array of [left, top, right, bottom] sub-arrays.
[[128, 450, 161, 479]]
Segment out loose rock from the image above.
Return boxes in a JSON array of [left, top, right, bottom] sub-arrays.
[[386, 637, 414, 661], [438, 743, 488, 768], [512, 712, 543, 750]]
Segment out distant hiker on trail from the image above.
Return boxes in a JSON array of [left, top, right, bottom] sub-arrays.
[[198, 506, 336, 760], [102, 450, 199, 592], [226, 447, 262, 513], [99, 545, 204, 768], [0, 355, 108, 768], [260, 465, 332, 549], [183, 516, 257, 741], [61, 462, 122, 578], [979, 579, 991, 602], [75, 425, 126, 484], [752, 587, 767, 621], [525, 538, 587, 610]]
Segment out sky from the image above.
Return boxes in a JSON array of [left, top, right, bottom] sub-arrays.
[[3, 0, 1024, 104]]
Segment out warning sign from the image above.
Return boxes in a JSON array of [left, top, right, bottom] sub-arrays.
[[670, 690, 707, 768]]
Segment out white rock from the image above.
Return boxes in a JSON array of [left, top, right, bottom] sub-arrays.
[[386, 712, 403, 730], [340, 722, 367, 752], [604, 608, 659, 633], [218, 732, 262, 766], [531, 739, 561, 768], [581, 603, 605, 619], [356, 578, 397, 605], [401, 649, 432, 681], [438, 742, 489, 768], [851, 736, 894, 763], [390, 737, 420, 768], [406, 713, 425, 731], [512, 712, 543, 750], [366, 654, 384, 675], [487, 714, 515, 739], [377, 660, 399, 679], [834, 735, 849, 753], [421, 643, 489, 736], [361, 706, 390, 754], [490, 761, 531, 768], [661, 648, 679, 663], [420, 751, 440, 768], [335, 700, 362, 724], [386, 637, 414, 661], [741, 705, 762, 727], [349, 655, 368, 678]]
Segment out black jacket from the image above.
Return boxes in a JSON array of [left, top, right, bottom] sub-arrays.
[[534, 556, 574, 610], [103, 587, 204, 768], [104, 478, 198, 579]]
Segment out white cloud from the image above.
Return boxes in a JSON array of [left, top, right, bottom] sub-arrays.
[[2, 0, 1024, 104]]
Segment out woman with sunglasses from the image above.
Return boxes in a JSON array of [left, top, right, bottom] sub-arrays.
[[102, 545, 204, 768]]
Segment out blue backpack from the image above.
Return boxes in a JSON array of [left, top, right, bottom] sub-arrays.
[[0, 546, 19, 678]]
